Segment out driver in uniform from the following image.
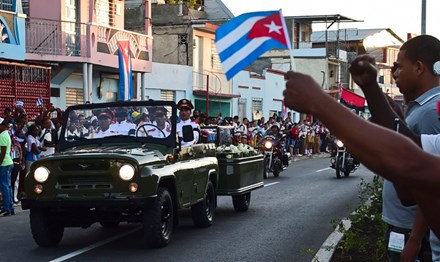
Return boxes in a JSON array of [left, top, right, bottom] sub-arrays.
[[176, 99, 199, 146], [146, 107, 171, 138]]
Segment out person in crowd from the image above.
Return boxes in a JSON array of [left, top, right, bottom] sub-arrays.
[[25, 124, 46, 174], [10, 132, 23, 206], [282, 69, 440, 247], [39, 118, 56, 157], [349, 42, 440, 261], [1, 108, 14, 125], [176, 99, 200, 146], [0, 119, 14, 216], [66, 116, 80, 141], [110, 107, 136, 135], [92, 110, 115, 138], [77, 114, 90, 138]]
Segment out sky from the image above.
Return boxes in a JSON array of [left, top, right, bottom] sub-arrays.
[[221, 0, 440, 41]]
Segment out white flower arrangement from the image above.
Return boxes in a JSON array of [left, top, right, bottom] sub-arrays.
[[216, 143, 258, 158]]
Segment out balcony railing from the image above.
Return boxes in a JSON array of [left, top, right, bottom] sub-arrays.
[[26, 18, 86, 57], [26, 18, 152, 63], [297, 41, 313, 49]]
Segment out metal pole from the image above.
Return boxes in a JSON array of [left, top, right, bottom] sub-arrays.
[[421, 0, 426, 34], [206, 74, 209, 116]]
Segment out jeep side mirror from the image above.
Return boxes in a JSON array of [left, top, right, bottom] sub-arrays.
[[182, 125, 194, 142]]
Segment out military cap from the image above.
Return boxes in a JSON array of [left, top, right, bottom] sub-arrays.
[[98, 109, 114, 120], [177, 99, 194, 110], [154, 107, 168, 116]]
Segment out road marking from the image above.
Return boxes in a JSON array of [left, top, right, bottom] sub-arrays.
[[264, 182, 279, 187], [316, 167, 331, 172], [50, 226, 142, 262]]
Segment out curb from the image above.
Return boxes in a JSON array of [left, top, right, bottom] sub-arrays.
[[313, 218, 352, 262]]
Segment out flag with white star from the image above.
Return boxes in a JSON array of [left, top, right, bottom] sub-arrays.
[[117, 40, 134, 101], [215, 10, 292, 80]]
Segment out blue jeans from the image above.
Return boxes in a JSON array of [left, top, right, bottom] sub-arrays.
[[0, 164, 14, 213]]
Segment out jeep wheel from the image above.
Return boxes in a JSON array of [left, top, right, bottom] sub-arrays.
[[143, 187, 174, 248], [191, 180, 216, 227], [30, 208, 64, 247], [232, 192, 251, 212]]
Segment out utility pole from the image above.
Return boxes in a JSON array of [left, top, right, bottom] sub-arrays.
[[421, 0, 426, 34]]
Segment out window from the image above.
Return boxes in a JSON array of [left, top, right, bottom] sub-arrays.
[[66, 87, 84, 107], [160, 90, 175, 102], [211, 40, 222, 72], [51, 88, 61, 97], [95, 0, 116, 26], [252, 98, 263, 120], [0, 0, 13, 11]]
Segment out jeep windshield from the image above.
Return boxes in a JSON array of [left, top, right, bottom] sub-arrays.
[[58, 100, 177, 150]]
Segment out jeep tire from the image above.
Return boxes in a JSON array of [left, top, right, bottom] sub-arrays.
[[30, 208, 64, 247], [232, 192, 251, 212], [191, 180, 215, 227], [143, 187, 174, 248]]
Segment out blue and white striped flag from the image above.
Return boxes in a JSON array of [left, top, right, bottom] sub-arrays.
[[36, 96, 43, 106], [215, 10, 291, 80]]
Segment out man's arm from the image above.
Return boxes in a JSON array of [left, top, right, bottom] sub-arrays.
[[283, 71, 440, 194], [350, 56, 418, 205]]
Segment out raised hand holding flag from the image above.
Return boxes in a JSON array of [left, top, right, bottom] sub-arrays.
[[215, 10, 294, 80]]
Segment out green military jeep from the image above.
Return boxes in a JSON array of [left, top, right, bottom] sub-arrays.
[[22, 100, 218, 248]]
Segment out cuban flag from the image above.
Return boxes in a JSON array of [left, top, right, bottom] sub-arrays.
[[215, 10, 291, 80], [36, 96, 43, 106], [117, 40, 134, 101]]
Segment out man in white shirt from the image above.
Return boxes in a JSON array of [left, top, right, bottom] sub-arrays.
[[144, 107, 171, 138], [110, 108, 136, 135], [92, 110, 116, 138], [176, 99, 199, 146]]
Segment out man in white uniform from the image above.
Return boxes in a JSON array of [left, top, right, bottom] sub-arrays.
[[92, 110, 116, 138], [110, 108, 136, 135], [144, 107, 171, 138], [176, 99, 199, 146]]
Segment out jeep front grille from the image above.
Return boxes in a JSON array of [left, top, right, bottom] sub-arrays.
[[60, 161, 111, 171], [58, 176, 113, 190]]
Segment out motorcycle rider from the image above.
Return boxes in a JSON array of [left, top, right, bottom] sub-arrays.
[[264, 123, 287, 165]]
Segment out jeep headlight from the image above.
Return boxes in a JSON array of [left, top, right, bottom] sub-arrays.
[[336, 139, 344, 147], [34, 166, 50, 183], [265, 141, 273, 149], [119, 164, 135, 181]]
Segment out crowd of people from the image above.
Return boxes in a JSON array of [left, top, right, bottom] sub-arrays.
[[194, 111, 332, 159], [0, 104, 63, 216]]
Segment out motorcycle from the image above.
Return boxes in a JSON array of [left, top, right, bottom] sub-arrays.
[[260, 134, 290, 179], [330, 138, 359, 179]]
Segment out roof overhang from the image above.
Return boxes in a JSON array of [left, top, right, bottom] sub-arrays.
[[193, 90, 241, 98], [287, 14, 362, 24]]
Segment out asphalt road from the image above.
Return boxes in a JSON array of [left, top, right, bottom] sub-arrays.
[[1, 156, 374, 262]]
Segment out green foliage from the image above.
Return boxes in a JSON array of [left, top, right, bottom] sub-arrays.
[[332, 176, 388, 261]]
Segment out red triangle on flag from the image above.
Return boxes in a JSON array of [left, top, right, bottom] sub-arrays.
[[247, 13, 288, 46]]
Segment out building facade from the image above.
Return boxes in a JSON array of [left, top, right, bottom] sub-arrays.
[[24, 0, 153, 109]]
